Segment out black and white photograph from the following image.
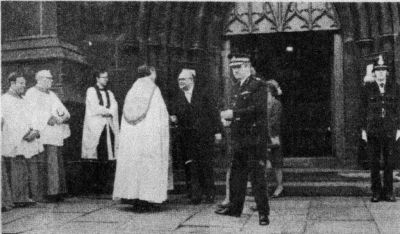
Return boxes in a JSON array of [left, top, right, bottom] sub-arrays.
[[1, 1, 400, 233]]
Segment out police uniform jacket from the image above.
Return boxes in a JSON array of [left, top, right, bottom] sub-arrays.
[[361, 80, 400, 137], [230, 75, 268, 158]]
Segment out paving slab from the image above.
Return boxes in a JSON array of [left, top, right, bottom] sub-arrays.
[[175, 226, 242, 234], [308, 206, 373, 221], [25, 221, 122, 234], [2, 212, 83, 233], [310, 196, 366, 208], [371, 214, 400, 234], [73, 204, 137, 223], [243, 213, 307, 234], [183, 204, 249, 229], [2, 207, 47, 225], [42, 199, 114, 213], [119, 204, 207, 232], [305, 221, 380, 234]]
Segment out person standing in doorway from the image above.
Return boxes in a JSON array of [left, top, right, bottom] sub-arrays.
[[361, 55, 400, 202], [81, 69, 119, 193], [266, 82, 284, 198], [216, 54, 270, 225]]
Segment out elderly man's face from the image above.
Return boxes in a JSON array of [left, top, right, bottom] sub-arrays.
[[178, 76, 193, 91], [231, 63, 250, 81], [11, 77, 26, 95], [375, 69, 387, 83]]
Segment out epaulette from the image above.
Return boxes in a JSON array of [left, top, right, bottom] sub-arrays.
[[253, 76, 268, 85]]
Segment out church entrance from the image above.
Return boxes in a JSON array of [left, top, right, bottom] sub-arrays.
[[230, 31, 334, 157]]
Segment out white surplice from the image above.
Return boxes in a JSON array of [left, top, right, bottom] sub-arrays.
[[25, 87, 71, 146], [1, 93, 43, 158], [113, 77, 171, 203], [81, 87, 119, 160]]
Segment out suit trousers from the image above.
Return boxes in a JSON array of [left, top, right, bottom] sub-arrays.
[[180, 130, 215, 200], [368, 133, 394, 195], [229, 145, 269, 216]]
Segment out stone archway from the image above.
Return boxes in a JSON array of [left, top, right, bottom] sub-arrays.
[[221, 2, 344, 160]]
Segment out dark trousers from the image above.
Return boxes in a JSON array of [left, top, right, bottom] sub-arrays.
[[368, 133, 394, 196], [95, 127, 115, 192], [180, 130, 215, 199], [229, 146, 269, 216]]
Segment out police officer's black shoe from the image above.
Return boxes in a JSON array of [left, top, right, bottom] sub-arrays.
[[370, 194, 380, 203], [259, 214, 269, 226]]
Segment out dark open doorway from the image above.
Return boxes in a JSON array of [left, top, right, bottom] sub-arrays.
[[230, 31, 333, 157]]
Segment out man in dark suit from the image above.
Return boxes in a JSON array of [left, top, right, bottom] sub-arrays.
[[170, 68, 222, 204], [215, 54, 270, 225], [361, 54, 400, 202]]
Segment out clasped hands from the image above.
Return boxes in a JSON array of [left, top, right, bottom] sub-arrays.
[[23, 128, 40, 142]]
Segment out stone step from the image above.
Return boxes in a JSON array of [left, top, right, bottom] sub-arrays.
[[172, 168, 400, 196], [171, 180, 400, 197]]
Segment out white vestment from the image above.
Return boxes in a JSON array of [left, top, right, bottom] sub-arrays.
[[113, 77, 171, 203], [25, 87, 71, 146], [1, 93, 43, 158], [81, 87, 119, 160]]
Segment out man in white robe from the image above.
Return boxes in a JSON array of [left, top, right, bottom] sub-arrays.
[[2, 72, 43, 208], [25, 70, 71, 202], [113, 65, 171, 205], [81, 69, 119, 193]]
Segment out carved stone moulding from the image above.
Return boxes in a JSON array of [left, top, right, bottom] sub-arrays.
[[224, 2, 340, 35]]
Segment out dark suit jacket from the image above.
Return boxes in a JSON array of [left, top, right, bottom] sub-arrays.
[[230, 75, 269, 153], [361, 80, 400, 137], [170, 85, 222, 141]]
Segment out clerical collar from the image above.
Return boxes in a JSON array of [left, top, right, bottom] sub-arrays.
[[7, 89, 23, 99], [96, 84, 107, 91], [35, 85, 50, 94]]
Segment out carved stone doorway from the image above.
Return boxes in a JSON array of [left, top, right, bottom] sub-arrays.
[[222, 2, 344, 158]]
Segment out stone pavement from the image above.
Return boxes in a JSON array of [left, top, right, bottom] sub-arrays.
[[1, 195, 399, 234]]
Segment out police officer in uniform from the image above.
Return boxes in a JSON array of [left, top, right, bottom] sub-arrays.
[[361, 55, 400, 202], [216, 54, 270, 225]]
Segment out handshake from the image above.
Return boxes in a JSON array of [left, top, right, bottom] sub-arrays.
[[220, 109, 233, 127]]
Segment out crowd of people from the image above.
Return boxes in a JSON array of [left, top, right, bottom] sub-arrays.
[[2, 53, 399, 227]]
